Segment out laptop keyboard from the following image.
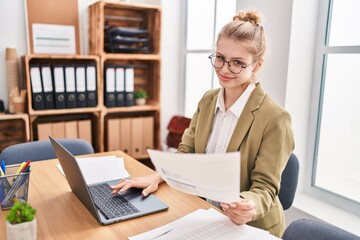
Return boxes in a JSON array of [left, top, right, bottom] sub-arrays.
[[88, 183, 140, 219]]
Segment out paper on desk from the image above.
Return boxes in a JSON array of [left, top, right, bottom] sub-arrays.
[[147, 149, 240, 203], [57, 156, 130, 185], [129, 208, 281, 240]]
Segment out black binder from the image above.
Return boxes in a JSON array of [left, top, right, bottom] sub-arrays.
[[64, 65, 77, 108], [125, 67, 134, 106], [29, 64, 45, 110], [52, 64, 66, 109], [75, 65, 87, 108], [41, 64, 55, 109], [86, 64, 97, 107], [104, 65, 116, 107], [115, 66, 125, 107]]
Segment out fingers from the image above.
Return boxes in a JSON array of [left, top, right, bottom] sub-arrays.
[[142, 183, 159, 197], [110, 177, 160, 196], [220, 199, 256, 225], [110, 178, 135, 194]]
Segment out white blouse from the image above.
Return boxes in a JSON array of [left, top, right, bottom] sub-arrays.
[[206, 84, 256, 154]]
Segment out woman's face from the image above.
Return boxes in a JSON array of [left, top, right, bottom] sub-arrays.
[[214, 37, 259, 92]]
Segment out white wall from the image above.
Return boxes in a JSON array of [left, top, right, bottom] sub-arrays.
[[0, 1, 27, 107], [237, 0, 293, 106]]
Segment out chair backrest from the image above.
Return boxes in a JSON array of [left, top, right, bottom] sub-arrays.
[[166, 115, 191, 149], [0, 139, 94, 165], [279, 153, 299, 210], [283, 219, 360, 240]]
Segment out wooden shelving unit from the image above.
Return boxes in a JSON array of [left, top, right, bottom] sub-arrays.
[[22, 54, 103, 152], [18, 2, 162, 160], [0, 114, 30, 151], [88, 1, 162, 159]]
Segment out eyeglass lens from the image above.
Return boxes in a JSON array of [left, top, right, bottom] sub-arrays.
[[210, 56, 244, 74]]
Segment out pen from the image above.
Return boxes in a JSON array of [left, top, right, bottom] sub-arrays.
[[21, 160, 31, 173], [16, 162, 26, 174], [1, 160, 5, 175], [0, 167, 4, 177]]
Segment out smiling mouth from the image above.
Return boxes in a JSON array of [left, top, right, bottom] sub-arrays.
[[219, 74, 233, 81]]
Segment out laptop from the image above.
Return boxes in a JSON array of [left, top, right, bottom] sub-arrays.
[[49, 136, 168, 225]]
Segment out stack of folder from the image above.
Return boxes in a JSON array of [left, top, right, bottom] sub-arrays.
[[104, 25, 149, 53], [29, 63, 98, 110], [104, 64, 135, 108]]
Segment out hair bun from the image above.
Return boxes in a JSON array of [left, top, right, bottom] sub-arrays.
[[233, 11, 261, 26]]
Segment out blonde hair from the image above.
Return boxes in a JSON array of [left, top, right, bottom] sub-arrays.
[[217, 10, 266, 59]]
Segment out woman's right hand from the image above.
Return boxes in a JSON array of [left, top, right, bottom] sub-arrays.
[[110, 172, 164, 197]]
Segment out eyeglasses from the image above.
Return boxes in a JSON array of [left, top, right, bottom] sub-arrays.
[[208, 53, 256, 74]]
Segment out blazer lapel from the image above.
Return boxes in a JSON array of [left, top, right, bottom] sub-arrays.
[[195, 91, 218, 153], [227, 83, 266, 152]]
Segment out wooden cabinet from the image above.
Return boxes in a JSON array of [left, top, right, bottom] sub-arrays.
[[0, 114, 30, 151], [89, 1, 162, 158], [22, 54, 103, 152], [20, 2, 162, 160]]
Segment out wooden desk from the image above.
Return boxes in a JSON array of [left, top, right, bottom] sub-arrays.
[[0, 151, 214, 239]]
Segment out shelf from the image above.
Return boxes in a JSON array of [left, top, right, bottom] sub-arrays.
[[104, 103, 160, 114], [17, 2, 162, 158], [101, 53, 160, 61], [89, 1, 161, 55], [0, 114, 30, 151], [26, 107, 102, 117]]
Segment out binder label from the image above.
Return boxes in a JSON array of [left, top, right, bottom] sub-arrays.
[[86, 66, 96, 91], [54, 67, 65, 92], [65, 67, 76, 91], [42, 66, 53, 92], [30, 67, 43, 93], [76, 67, 86, 92]]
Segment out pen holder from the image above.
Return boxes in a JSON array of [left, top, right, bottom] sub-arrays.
[[0, 164, 30, 210]]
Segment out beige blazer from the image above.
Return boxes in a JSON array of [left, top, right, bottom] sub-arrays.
[[178, 83, 295, 237]]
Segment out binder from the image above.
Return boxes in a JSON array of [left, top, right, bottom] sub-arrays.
[[37, 122, 52, 140], [107, 118, 120, 151], [78, 120, 92, 144], [86, 64, 97, 107], [76, 65, 87, 108], [119, 118, 132, 155], [41, 64, 55, 109], [65, 121, 78, 139], [131, 117, 143, 156], [64, 65, 77, 108], [29, 64, 45, 110], [125, 67, 135, 106], [115, 67, 125, 107], [52, 64, 66, 109], [51, 122, 65, 139], [142, 116, 154, 154], [104, 65, 116, 107]]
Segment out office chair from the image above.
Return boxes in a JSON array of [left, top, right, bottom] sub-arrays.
[[0, 138, 94, 165], [164, 115, 191, 151], [279, 153, 299, 210], [283, 219, 360, 240]]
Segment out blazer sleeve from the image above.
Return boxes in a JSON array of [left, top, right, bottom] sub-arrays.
[[177, 104, 199, 153], [240, 110, 295, 221]]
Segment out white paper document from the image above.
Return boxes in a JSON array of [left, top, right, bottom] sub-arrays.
[[147, 149, 240, 203], [57, 156, 130, 185], [128, 208, 281, 240], [32, 23, 76, 54]]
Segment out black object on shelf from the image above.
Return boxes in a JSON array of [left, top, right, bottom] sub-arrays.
[[0, 99, 4, 113], [104, 25, 149, 53]]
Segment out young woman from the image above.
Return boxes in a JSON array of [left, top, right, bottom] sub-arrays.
[[111, 10, 295, 237]]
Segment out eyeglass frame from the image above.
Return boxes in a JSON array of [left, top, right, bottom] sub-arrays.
[[208, 53, 256, 74]]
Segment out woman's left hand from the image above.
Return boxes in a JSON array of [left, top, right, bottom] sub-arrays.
[[220, 199, 256, 225]]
